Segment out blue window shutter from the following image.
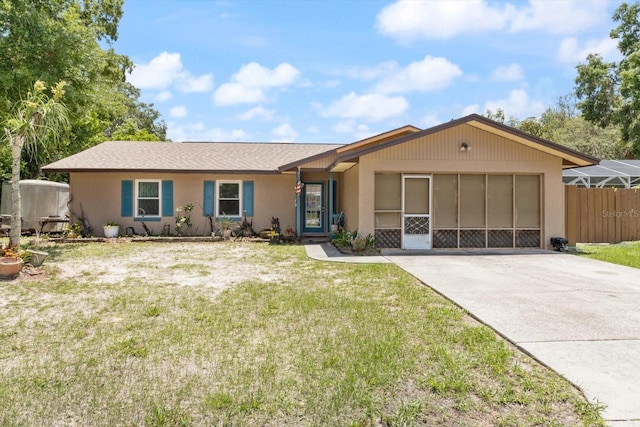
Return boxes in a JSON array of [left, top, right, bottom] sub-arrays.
[[162, 180, 174, 217], [121, 180, 133, 217], [203, 181, 215, 216], [243, 181, 254, 217]]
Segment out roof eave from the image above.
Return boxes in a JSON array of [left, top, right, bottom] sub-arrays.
[[41, 168, 281, 175]]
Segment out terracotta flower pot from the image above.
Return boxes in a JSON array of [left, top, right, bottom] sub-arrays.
[[0, 257, 23, 277]]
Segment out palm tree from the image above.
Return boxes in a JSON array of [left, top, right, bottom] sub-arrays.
[[3, 81, 69, 247]]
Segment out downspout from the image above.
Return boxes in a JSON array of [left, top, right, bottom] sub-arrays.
[[296, 168, 301, 238], [328, 171, 334, 239]]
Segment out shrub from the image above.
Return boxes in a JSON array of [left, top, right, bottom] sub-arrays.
[[331, 230, 376, 254]]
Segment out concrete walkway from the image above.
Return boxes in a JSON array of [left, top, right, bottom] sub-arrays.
[[305, 244, 640, 426]]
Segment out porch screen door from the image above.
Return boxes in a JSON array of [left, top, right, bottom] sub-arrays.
[[402, 176, 431, 249]]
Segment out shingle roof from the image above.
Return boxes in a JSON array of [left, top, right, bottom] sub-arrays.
[[42, 141, 343, 173]]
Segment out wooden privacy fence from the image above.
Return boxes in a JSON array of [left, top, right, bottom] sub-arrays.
[[565, 186, 640, 245]]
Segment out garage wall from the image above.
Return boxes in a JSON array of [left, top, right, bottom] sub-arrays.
[[356, 124, 565, 249], [342, 164, 359, 231]]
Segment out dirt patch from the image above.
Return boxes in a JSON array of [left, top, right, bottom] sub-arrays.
[[6, 241, 288, 302], [51, 242, 286, 292]]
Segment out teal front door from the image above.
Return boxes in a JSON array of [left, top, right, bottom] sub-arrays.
[[302, 182, 325, 233]]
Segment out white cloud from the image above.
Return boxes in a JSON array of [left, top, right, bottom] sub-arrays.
[[307, 125, 320, 134], [333, 120, 367, 134], [462, 89, 546, 119], [375, 56, 462, 94], [129, 52, 184, 89], [167, 121, 249, 142], [490, 63, 524, 81], [509, 0, 607, 35], [214, 62, 301, 105], [170, 106, 188, 118], [377, 0, 609, 41], [128, 51, 214, 93], [180, 74, 214, 93], [344, 61, 398, 81], [155, 91, 173, 102], [238, 106, 275, 121], [271, 123, 298, 142], [214, 83, 265, 105], [320, 92, 409, 121], [332, 120, 374, 140], [376, 0, 509, 40], [235, 62, 300, 87], [556, 36, 619, 63]]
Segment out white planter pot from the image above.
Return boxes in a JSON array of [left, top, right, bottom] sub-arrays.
[[103, 225, 120, 238], [26, 250, 49, 267]]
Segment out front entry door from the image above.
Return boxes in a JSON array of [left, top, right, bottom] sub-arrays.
[[402, 175, 431, 249], [303, 182, 325, 233]]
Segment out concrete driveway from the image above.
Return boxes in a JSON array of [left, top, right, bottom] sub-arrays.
[[385, 251, 640, 426]]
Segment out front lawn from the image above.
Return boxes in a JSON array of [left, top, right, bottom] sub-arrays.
[[577, 241, 640, 269], [0, 241, 603, 426]]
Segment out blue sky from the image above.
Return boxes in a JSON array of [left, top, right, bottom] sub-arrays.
[[117, 0, 624, 143]]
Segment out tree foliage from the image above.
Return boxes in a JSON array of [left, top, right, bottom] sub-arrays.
[[0, 0, 165, 179], [574, 2, 640, 158], [538, 96, 627, 159], [484, 96, 628, 159], [2, 81, 69, 246]]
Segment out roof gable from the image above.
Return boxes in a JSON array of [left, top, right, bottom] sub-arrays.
[[278, 125, 420, 172], [329, 114, 599, 170]]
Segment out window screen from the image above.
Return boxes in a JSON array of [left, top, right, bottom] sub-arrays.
[[433, 174, 458, 228], [375, 173, 401, 210], [218, 182, 240, 216], [460, 175, 485, 228], [515, 176, 540, 227], [137, 181, 159, 216], [487, 175, 513, 227]]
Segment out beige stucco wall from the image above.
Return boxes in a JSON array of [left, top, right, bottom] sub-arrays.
[[355, 124, 565, 249], [69, 172, 296, 236]]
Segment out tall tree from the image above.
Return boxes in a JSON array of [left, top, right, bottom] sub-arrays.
[[0, 0, 165, 179], [2, 81, 69, 247], [484, 96, 627, 158], [574, 2, 640, 158]]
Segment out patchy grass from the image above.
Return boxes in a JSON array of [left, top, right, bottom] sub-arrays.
[[0, 241, 604, 426], [577, 241, 640, 269]]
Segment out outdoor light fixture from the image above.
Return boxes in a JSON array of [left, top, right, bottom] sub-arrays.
[[460, 142, 470, 152]]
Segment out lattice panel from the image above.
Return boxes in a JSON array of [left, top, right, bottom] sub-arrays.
[[375, 229, 401, 248], [404, 216, 430, 235], [516, 230, 540, 248], [433, 230, 458, 248], [488, 230, 513, 248], [460, 230, 486, 248]]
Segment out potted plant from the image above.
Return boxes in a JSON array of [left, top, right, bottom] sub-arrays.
[[0, 248, 24, 277], [64, 223, 82, 239], [103, 221, 120, 238]]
